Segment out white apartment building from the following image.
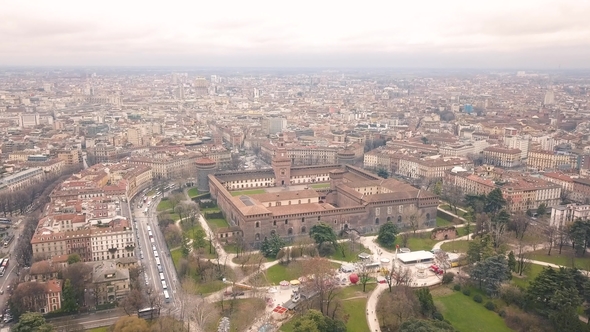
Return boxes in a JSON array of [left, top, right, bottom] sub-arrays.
[[550, 204, 590, 228]]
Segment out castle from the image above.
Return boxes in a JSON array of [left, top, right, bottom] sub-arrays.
[[209, 134, 439, 247]]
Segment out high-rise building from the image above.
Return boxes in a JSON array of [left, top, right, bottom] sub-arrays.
[[194, 77, 209, 96]]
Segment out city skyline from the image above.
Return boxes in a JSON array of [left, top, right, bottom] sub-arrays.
[[2, 0, 590, 68]]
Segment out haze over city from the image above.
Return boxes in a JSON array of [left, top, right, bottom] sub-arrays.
[[2, 0, 590, 68]]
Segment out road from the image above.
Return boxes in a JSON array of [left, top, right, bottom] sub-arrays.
[[0, 220, 26, 315], [130, 189, 181, 316], [48, 309, 125, 330]]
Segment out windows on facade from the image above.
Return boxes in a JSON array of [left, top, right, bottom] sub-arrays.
[[270, 230, 276, 236], [387, 206, 393, 214], [288, 228, 293, 235], [255, 221, 260, 228], [375, 208, 380, 216], [255, 233, 260, 241], [301, 226, 306, 233], [375, 218, 380, 225], [398, 216, 402, 223]]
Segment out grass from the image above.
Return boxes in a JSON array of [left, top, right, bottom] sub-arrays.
[[394, 233, 438, 251], [230, 189, 266, 196], [310, 183, 330, 189], [187, 187, 199, 198], [86, 328, 109, 332], [441, 240, 470, 253], [329, 243, 368, 262], [170, 248, 182, 270], [434, 290, 513, 332], [157, 200, 172, 211], [436, 216, 452, 227], [202, 206, 221, 213], [529, 249, 590, 269], [266, 262, 303, 284], [511, 263, 544, 288], [206, 217, 230, 230]]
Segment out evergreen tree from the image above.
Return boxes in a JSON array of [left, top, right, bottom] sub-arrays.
[[261, 233, 286, 258], [507, 251, 517, 272], [62, 279, 78, 313], [377, 222, 399, 247]]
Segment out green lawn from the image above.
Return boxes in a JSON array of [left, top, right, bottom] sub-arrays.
[[170, 248, 182, 270], [230, 189, 266, 196], [266, 262, 303, 284], [86, 328, 109, 332], [310, 183, 330, 189], [441, 240, 470, 253], [206, 217, 230, 229], [187, 187, 199, 198], [394, 233, 438, 251], [436, 216, 452, 227], [435, 291, 513, 332], [157, 200, 172, 211], [530, 249, 590, 269], [202, 206, 221, 213], [329, 243, 368, 262]]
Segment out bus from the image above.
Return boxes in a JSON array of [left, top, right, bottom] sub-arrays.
[[3, 235, 14, 248], [148, 230, 153, 238], [0, 266, 4, 277], [0, 218, 10, 224], [159, 272, 165, 281], [137, 307, 160, 320], [161, 280, 167, 289], [1, 258, 8, 268], [155, 257, 160, 266], [150, 237, 155, 243], [153, 250, 158, 258], [163, 290, 170, 303]]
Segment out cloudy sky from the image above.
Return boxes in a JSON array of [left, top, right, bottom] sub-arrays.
[[1, 0, 590, 68]]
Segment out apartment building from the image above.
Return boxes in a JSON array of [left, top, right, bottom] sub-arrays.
[[550, 204, 590, 228], [541, 172, 574, 193], [90, 217, 135, 261], [122, 150, 199, 180], [397, 157, 468, 179], [572, 178, 590, 204], [57, 149, 82, 166], [482, 147, 522, 168], [527, 150, 576, 171], [0, 167, 44, 192], [445, 170, 561, 212]]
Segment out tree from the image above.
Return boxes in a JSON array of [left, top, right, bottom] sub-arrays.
[[310, 223, 338, 250], [466, 234, 494, 263], [13, 312, 55, 332], [67, 253, 81, 265], [62, 262, 92, 306], [537, 203, 547, 218], [484, 188, 507, 214], [62, 279, 79, 313], [292, 309, 346, 332], [569, 218, 590, 257], [507, 251, 517, 272], [402, 205, 424, 234], [357, 262, 372, 292], [470, 255, 511, 296], [301, 258, 340, 317], [377, 222, 398, 247], [377, 286, 420, 331], [260, 233, 286, 258], [120, 289, 145, 316], [416, 288, 436, 318], [441, 184, 463, 215], [489, 209, 510, 248], [111, 316, 150, 332], [508, 211, 530, 241], [377, 168, 389, 179]]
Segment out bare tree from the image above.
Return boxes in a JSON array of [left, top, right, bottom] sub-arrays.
[[120, 289, 145, 316], [384, 260, 414, 292], [545, 225, 557, 256], [357, 262, 373, 292], [441, 183, 464, 216], [509, 211, 531, 240], [376, 286, 420, 331], [401, 205, 424, 234], [301, 257, 340, 316]]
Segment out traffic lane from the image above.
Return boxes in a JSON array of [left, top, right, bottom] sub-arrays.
[[147, 200, 177, 306], [132, 209, 158, 293], [48, 308, 125, 330]]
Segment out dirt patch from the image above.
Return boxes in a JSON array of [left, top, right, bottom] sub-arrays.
[[430, 286, 454, 297]]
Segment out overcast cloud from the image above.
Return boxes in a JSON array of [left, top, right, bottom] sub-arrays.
[[1, 0, 589, 68]]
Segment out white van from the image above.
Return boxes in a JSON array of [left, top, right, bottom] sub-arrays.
[[161, 280, 167, 289], [160, 273, 165, 281]]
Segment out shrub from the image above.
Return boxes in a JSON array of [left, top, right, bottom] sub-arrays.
[[453, 284, 461, 291], [498, 310, 506, 318], [432, 312, 444, 321], [462, 289, 471, 296], [442, 272, 455, 284], [473, 294, 483, 303], [484, 301, 496, 311], [499, 284, 525, 308]]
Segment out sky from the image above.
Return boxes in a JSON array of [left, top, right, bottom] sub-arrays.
[[1, 0, 590, 68]]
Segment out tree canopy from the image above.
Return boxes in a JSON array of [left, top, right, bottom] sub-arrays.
[[470, 255, 511, 296], [67, 253, 81, 265], [399, 318, 456, 332], [13, 312, 55, 332], [261, 233, 286, 258], [292, 309, 346, 332], [377, 222, 399, 247], [310, 223, 338, 249]]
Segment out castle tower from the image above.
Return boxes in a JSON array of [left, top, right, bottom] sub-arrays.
[[195, 158, 217, 193], [272, 134, 291, 186]]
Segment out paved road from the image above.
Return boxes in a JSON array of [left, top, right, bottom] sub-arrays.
[[48, 309, 125, 330]]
